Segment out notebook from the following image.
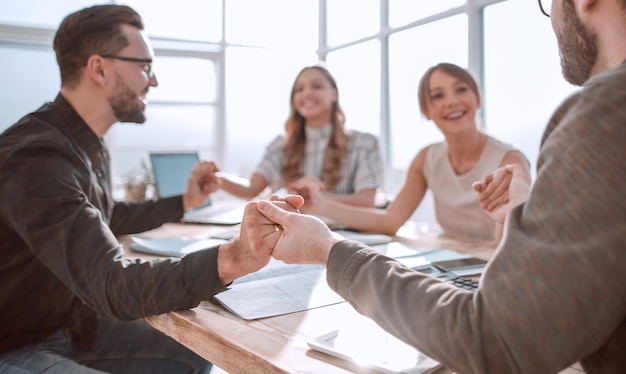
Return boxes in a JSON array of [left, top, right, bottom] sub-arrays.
[[149, 152, 245, 225]]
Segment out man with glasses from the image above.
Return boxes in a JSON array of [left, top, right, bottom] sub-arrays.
[[257, 0, 626, 372], [0, 4, 291, 373]]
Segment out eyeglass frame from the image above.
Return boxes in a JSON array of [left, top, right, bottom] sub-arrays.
[[538, 0, 551, 17], [100, 54, 154, 77]]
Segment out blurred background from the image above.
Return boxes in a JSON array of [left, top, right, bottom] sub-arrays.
[[0, 0, 577, 224]]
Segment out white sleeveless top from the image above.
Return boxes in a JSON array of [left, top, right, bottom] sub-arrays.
[[422, 136, 515, 240]]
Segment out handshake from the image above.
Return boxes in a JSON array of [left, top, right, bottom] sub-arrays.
[[217, 194, 343, 285]]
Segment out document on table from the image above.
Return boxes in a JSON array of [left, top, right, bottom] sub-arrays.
[[214, 258, 344, 320], [213, 242, 450, 320]]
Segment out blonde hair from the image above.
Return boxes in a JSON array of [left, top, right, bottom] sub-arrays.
[[281, 65, 349, 190]]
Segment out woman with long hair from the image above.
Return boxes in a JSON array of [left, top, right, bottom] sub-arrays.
[[215, 64, 383, 208]]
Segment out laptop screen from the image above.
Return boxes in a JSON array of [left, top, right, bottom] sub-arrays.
[[149, 152, 200, 198]]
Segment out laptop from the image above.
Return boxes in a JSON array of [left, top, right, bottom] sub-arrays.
[[149, 152, 200, 198], [148, 152, 245, 225]]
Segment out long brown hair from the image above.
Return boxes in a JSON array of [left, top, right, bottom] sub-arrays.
[[281, 65, 349, 190]]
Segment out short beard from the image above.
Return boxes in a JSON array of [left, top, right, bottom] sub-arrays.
[[557, 0, 599, 85], [109, 72, 146, 124]]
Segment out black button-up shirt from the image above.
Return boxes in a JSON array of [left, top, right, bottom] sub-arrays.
[[0, 94, 226, 353]]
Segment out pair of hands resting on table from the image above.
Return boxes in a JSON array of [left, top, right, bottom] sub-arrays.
[[241, 164, 531, 268]]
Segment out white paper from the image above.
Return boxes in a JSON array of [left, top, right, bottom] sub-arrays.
[[308, 315, 441, 373], [215, 259, 344, 320], [214, 246, 475, 320]]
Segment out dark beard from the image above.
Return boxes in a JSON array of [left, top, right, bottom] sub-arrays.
[[557, 0, 599, 85], [109, 73, 146, 124]]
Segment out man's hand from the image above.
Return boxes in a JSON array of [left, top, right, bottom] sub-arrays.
[[217, 194, 304, 284], [256, 199, 343, 265], [182, 161, 219, 210], [472, 164, 530, 223]]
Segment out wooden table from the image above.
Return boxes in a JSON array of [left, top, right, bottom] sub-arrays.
[[129, 223, 583, 374]]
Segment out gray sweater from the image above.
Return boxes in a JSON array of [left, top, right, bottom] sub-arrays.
[[326, 61, 626, 373]]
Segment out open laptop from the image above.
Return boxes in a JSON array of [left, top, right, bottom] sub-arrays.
[[149, 152, 245, 225], [150, 152, 200, 198]]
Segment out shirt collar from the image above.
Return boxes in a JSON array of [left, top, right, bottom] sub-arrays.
[[305, 122, 332, 141], [53, 94, 105, 157]]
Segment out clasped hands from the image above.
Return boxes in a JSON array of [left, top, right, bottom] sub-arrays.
[[217, 193, 340, 285]]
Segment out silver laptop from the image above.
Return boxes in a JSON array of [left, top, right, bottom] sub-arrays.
[[149, 152, 245, 225]]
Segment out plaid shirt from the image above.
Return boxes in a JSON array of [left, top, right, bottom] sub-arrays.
[[327, 61, 626, 373], [255, 123, 383, 194], [0, 94, 226, 353]]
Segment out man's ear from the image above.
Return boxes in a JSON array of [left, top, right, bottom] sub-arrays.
[[579, 0, 598, 15], [85, 55, 107, 86]]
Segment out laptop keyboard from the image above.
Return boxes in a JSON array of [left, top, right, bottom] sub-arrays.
[[445, 275, 479, 291]]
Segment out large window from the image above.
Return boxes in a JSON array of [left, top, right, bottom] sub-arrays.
[[0, 46, 59, 127], [0, 0, 96, 28], [388, 14, 468, 170], [483, 0, 577, 177], [222, 0, 319, 175], [123, 0, 222, 42], [326, 0, 379, 47], [389, 0, 467, 27], [326, 40, 381, 137], [223, 47, 318, 175], [0, 0, 577, 224]]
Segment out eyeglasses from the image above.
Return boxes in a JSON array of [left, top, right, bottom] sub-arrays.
[[100, 54, 154, 77], [538, 0, 551, 17]]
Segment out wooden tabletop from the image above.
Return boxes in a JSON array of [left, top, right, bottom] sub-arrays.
[[129, 223, 583, 374]]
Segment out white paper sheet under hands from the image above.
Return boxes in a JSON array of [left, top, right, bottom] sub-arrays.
[[213, 258, 345, 320], [213, 243, 456, 320]]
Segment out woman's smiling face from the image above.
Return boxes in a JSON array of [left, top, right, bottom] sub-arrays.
[[292, 68, 338, 127], [424, 69, 480, 135]]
